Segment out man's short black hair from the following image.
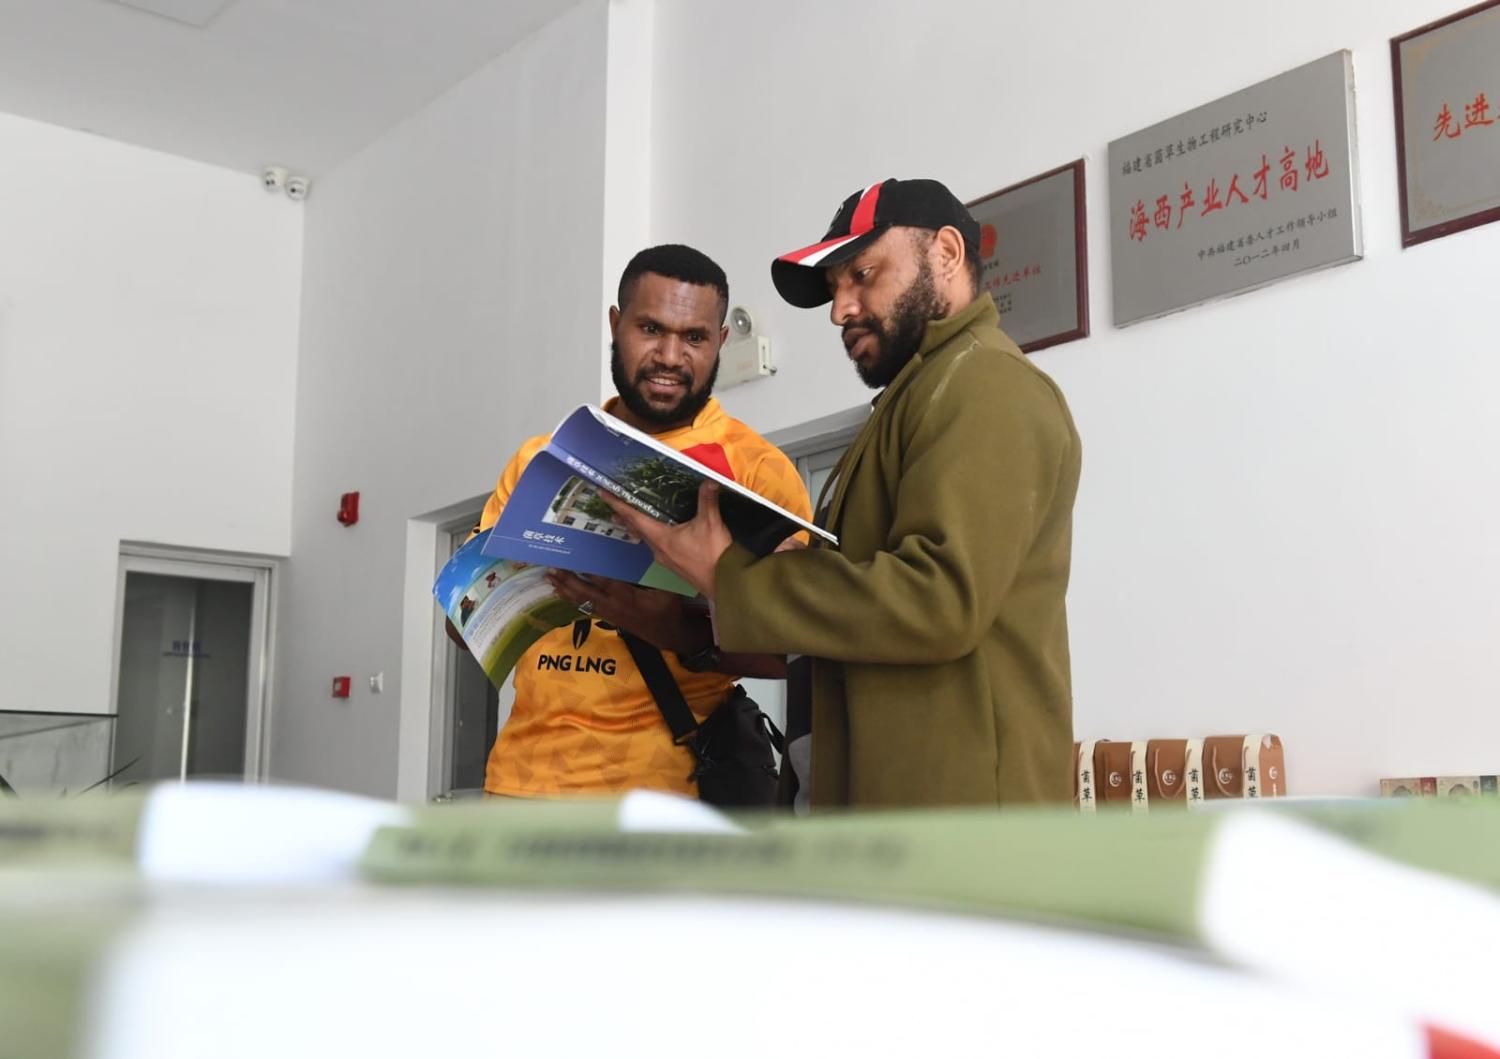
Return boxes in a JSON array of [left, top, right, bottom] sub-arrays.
[[618, 244, 730, 323]]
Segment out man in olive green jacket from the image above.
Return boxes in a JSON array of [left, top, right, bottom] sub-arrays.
[[607, 178, 1081, 808]]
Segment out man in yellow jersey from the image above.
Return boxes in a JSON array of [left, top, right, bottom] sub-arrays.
[[468, 245, 810, 798]]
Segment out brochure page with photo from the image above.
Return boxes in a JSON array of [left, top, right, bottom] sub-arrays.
[[480, 404, 835, 594], [432, 539, 583, 690]]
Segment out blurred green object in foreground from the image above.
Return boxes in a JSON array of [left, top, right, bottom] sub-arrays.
[[362, 798, 1500, 942], [0, 791, 145, 867]]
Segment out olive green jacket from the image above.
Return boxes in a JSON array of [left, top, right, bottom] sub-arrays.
[[714, 294, 1081, 807]]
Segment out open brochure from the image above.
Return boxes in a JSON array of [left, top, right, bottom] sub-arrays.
[[480, 404, 835, 594], [433, 541, 584, 690]]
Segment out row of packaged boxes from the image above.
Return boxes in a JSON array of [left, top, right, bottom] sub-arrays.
[[1381, 777, 1499, 798], [1075, 735, 1286, 811]]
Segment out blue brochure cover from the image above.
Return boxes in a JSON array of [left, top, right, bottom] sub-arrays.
[[480, 405, 835, 596], [433, 536, 583, 689]]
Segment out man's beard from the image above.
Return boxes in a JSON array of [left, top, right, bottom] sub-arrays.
[[844, 260, 950, 389], [610, 342, 719, 427]]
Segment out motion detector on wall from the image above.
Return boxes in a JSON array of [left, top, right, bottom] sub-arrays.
[[261, 165, 288, 192], [285, 175, 311, 201], [717, 305, 774, 391]]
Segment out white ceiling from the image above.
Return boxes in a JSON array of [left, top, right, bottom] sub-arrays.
[[0, 0, 581, 176]]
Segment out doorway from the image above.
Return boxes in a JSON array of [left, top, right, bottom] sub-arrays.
[[109, 548, 273, 787]]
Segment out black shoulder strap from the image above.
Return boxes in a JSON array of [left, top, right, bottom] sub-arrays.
[[618, 631, 698, 744]]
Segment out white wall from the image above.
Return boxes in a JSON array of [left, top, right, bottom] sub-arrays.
[[273, 1, 610, 796], [650, 0, 1500, 795], [0, 111, 303, 717], [600, 0, 656, 398]]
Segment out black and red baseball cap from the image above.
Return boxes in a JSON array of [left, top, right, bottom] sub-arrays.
[[771, 178, 981, 308]]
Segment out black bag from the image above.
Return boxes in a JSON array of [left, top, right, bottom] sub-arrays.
[[619, 632, 783, 808]]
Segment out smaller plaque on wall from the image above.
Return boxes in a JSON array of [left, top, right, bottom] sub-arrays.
[[967, 160, 1088, 354], [1392, 1, 1500, 247]]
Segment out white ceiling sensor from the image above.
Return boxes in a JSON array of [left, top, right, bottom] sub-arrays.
[[106, 0, 240, 29]]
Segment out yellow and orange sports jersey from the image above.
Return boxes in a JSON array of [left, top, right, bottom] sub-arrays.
[[474, 397, 811, 798]]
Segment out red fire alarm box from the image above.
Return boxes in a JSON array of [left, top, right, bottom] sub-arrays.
[[331, 676, 352, 698], [337, 491, 360, 526]]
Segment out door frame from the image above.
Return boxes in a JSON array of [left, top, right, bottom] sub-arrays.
[[395, 495, 490, 805], [110, 544, 278, 782], [427, 513, 486, 798]]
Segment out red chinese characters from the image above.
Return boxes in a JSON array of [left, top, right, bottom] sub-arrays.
[[1176, 182, 1195, 229], [987, 264, 1044, 288], [1279, 147, 1298, 192], [1433, 93, 1497, 141], [1465, 92, 1494, 128], [1434, 103, 1462, 140], [1200, 178, 1225, 217], [1124, 139, 1335, 244], [1304, 140, 1330, 181]]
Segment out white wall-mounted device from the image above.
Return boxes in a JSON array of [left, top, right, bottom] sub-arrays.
[[716, 305, 775, 390], [261, 165, 311, 202]]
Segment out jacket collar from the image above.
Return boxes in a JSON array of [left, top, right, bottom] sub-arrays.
[[825, 295, 1000, 525], [918, 292, 998, 357], [870, 293, 997, 408]]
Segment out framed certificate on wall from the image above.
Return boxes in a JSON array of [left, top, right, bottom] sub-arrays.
[[967, 159, 1088, 354], [1392, 1, 1500, 247]]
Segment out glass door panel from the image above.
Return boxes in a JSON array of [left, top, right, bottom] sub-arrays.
[[111, 572, 253, 787]]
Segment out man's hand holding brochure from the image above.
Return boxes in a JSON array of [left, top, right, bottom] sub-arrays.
[[433, 404, 834, 689]]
